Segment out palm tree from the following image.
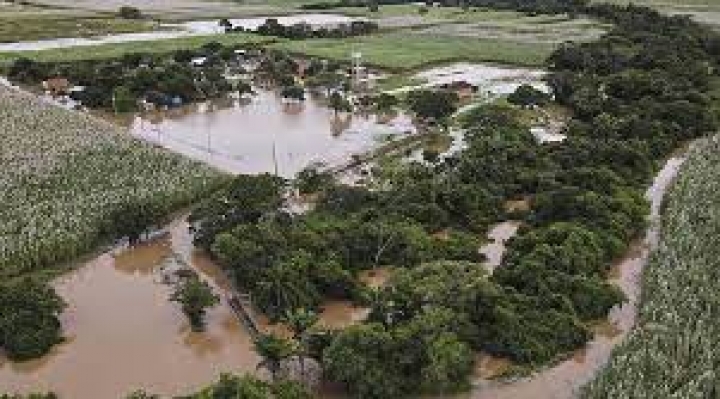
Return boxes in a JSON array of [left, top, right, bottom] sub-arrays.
[[254, 333, 296, 381], [282, 308, 319, 379]]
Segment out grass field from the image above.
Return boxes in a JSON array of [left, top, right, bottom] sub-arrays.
[[0, 14, 161, 44], [271, 33, 554, 70], [0, 33, 279, 64], [0, 84, 227, 280]]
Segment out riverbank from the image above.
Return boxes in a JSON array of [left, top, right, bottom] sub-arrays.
[[582, 134, 720, 398]]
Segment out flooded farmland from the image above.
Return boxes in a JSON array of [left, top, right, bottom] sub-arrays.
[[0, 220, 260, 399], [131, 90, 415, 177]]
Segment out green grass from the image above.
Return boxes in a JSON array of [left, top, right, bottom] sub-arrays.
[[0, 33, 280, 64], [271, 33, 553, 70], [0, 14, 160, 44]]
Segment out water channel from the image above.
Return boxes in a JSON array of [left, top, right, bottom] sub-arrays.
[[0, 14, 361, 52]]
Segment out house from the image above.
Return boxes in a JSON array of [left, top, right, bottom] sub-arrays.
[[439, 81, 478, 99], [43, 77, 70, 96], [191, 56, 208, 67]]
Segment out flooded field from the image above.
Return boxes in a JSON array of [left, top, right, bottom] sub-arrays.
[[0, 219, 259, 399], [0, 14, 359, 52], [416, 63, 547, 95], [131, 90, 415, 177], [467, 153, 686, 399], [479, 221, 522, 270]]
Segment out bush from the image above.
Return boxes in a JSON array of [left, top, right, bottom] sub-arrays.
[[118, 6, 143, 19]]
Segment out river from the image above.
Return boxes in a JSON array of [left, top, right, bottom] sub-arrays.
[[0, 14, 361, 52]]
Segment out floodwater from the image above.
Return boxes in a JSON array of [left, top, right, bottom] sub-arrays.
[[0, 219, 260, 399], [467, 154, 687, 399], [130, 90, 415, 177], [0, 14, 360, 52], [411, 63, 548, 97], [0, 218, 393, 398], [479, 221, 522, 271]]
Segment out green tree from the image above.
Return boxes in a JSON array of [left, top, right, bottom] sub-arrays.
[[0, 278, 66, 360], [118, 6, 142, 19], [507, 84, 550, 108], [420, 333, 474, 394], [113, 85, 137, 113], [407, 89, 459, 123], [254, 334, 296, 381], [282, 308, 319, 379], [171, 277, 219, 332], [328, 91, 353, 116]]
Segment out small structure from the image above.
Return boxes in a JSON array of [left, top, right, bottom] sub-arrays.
[[43, 77, 70, 96], [439, 81, 478, 99], [530, 126, 566, 144], [191, 56, 208, 67]]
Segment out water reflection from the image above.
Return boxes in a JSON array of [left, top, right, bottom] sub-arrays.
[[131, 90, 415, 177]]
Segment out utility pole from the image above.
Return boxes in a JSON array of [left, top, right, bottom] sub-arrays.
[[272, 141, 279, 177]]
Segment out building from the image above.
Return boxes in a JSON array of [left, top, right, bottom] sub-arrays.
[[43, 77, 70, 96]]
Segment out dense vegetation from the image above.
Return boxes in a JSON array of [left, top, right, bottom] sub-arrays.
[[122, 374, 312, 399], [0, 278, 65, 360], [188, 2, 720, 398], [251, 18, 378, 39]]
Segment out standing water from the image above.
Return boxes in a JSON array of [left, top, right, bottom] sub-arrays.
[[0, 220, 260, 399], [131, 90, 414, 177]]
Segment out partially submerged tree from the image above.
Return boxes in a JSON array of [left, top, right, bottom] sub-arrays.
[[0, 278, 66, 360], [118, 6, 142, 19], [254, 333, 296, 381], [171, 276, 219, 331], [328, 91, 353, 116]]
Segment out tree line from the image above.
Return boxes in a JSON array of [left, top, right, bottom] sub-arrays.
[[188, 2, 720, 398]]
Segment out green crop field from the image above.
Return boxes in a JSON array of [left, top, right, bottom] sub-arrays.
[[583, 135, 720, 398], [0, 33, 279, 65], [271, 33, 554, 70], [0, 84, 227, 280]]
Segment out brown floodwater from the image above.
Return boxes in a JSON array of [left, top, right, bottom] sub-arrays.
[[466, 154, 686, 399], [0, 218, 391, 398], [479, 221, 522, 271], [0, 219, 260, 399], [130, 90, 415, 177]]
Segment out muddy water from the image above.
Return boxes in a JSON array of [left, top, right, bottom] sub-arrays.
[[131, 90, 414, 177], [0, 219, 260, 399], [0, 14, 360, 52], [466, 154, 686, 399], [479, 221, 521, 271], [410, 63, 548, 96]]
